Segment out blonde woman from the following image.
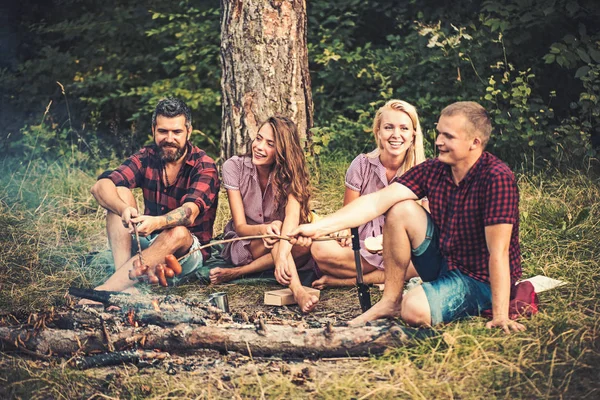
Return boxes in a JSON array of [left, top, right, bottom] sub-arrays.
[[311, 100, 427, 289]]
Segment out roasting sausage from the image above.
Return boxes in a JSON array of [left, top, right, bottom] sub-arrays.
[[165, 254, 183, 275], [164, 266, 175, 279], [155, 264, 168, 287], [146, 265, 159, 284], [129, 259, 142, 280], [129, 261, 149, 280]]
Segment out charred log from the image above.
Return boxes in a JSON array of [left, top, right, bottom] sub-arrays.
[[72, 350, 169, 370], [0, 322, 433, 358]]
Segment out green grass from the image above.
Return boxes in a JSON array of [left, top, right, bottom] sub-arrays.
[[0, 155, 599, 399]]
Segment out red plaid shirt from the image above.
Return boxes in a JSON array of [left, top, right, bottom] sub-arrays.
[[396, 152, 521, 284], [99, 142, 220, 259]]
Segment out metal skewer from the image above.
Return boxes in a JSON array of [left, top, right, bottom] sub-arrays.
[[351, 227, 371, 312]]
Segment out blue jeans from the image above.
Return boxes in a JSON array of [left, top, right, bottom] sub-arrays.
[[133, 232, 204, 285], [410, 212, 492, 325]]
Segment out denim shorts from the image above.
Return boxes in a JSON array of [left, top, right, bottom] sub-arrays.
[[133, 232, 204, 285], [411, 212, 492, 325]]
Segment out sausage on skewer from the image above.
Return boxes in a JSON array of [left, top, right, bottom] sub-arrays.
[[165, 254, 183, 276]]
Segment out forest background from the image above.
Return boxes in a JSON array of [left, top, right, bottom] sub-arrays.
[[1, 0, 599, 169], [0, 1, 599, 398]]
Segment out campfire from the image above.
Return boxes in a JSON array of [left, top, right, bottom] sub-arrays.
[[151, 299, 161, 313], [0, 287, 428, 370]]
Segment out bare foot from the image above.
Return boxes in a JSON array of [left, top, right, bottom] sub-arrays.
[[209, 267, 241, 284], [312, 275, 354, 289], [348, 298, 401, 326], [292, 287, 319, 313]]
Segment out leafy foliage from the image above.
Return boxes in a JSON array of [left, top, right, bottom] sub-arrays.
[[1, 0, 220, 162], [307, 0, 600, 167], [1, 0, 599, 168]]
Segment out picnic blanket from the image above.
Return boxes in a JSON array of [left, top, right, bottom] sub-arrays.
[[192, 243, 317, 286]]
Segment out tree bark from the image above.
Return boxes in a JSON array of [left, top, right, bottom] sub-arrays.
[[220, 0, 313, 160], [0, 323, 429, 358]]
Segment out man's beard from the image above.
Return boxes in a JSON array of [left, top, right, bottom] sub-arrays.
[[159, 143, 185, 162]]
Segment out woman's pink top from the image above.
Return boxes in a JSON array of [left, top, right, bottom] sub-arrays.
[[221, 156, 283, 265], [221, 155, 314, 272], [345, 153, 392, 270]]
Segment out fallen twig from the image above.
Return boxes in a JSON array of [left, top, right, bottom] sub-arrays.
[[100, 319, 114, 352]]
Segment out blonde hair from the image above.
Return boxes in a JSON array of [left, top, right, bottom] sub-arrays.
[[440, 101, 492, 148], [368, 99, 426, 177]]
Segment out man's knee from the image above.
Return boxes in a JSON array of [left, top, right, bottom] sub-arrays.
[[401, 288, 431, 326], [386, 200, 422, 223], [116, 186, 136, 206], [385, 200, 428, 245], [161, 226, 192, 246]]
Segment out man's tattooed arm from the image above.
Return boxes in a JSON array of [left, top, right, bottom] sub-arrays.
[[163, 203, 198, 228]]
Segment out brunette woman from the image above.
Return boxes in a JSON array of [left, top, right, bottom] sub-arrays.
[[210, 116, 318, 312]]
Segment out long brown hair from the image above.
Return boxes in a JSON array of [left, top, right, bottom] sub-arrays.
[[260, 116, 312, 224]]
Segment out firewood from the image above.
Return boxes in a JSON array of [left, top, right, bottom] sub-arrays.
[[0, 321, 434, 358]]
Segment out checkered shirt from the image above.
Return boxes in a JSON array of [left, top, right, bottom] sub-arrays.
[[395, 152, 521, 284], [98, 142, 220, 259]]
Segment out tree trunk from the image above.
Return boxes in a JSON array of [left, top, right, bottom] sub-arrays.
[[220, 0, 313, 160]]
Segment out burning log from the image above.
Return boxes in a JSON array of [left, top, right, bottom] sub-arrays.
[[0, 288, 435, 361], [67, 287, 129, 306], [67, 288, 229, 326], [0, 321, 433, 358], [73, 349, 169, 370]]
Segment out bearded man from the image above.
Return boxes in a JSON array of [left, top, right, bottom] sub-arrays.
[[83, 97, 219, 300]]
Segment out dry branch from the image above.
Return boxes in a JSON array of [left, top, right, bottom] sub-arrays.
[[177, 233, 351, 262]]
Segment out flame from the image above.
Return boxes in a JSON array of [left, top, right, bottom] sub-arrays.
[[152, 299, 161, 312], [127, 308, 136, 326]]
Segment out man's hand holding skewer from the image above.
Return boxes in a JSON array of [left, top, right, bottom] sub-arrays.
[[130, 215, 162, 236], [121, 206, 139, 229], [288, 223, 329, 247], [290, 189, 392, 247]]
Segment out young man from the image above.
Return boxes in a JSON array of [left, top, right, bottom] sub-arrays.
[[291, 101, 526, 334], [85, 97, 220, 298]]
